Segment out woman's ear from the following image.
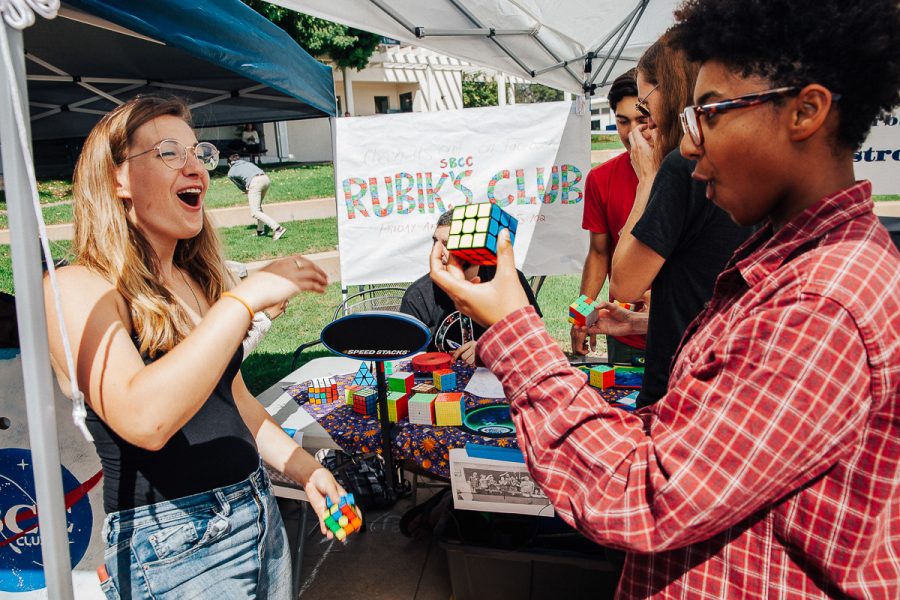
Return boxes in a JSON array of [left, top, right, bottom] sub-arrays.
[[789, 84, 836, 143], [115, 164, 131, 201]]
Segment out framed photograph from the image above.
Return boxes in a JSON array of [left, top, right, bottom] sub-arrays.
[[449, 448, 554, 517]]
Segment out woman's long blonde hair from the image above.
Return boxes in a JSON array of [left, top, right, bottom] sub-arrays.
[[72, 96, 229, 357]]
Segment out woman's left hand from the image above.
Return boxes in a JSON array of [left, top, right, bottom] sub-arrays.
[[303, 467, 360, 539]]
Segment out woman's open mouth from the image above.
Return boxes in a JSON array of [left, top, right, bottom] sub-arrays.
[[176, 187, 202, 208]]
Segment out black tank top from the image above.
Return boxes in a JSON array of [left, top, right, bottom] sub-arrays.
[[86, 342, 259, 513]]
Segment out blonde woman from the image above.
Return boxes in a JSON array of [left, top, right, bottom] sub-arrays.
[[45, 96, 350, 599]]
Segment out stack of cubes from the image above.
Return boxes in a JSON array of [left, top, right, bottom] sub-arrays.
[[408, 393, 438, 425], [446, 203, 518, 266], [324, 494, 362, 542], [433, 369, 457, 392], [385, 391, 409, 422], [435, 392, 465, 426], [307, 377, 338, 405], [388, 372, 415, 395], [589, 365, 615, 389], [352, 387, 378, 417], [412, 382, 438, 394], [568, 295, 598, 328]]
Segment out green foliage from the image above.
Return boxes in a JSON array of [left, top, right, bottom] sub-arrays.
[[513, 83, 564, 104], [461, 72, 498, 108], [242, 1, 381, 71]]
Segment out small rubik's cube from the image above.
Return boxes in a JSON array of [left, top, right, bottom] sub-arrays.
[[613, 366, 644, 387], [412, 382, 438, 394], [568, 295, 598, 328], [307, 377, 338, 405], [447, 202, 517, 266], [589, 365, 615, 389], [435, 392, 465, 426], [433, 369, 457, 392], [385, 391, 409, 422], [344, 384, 360, 406], [384, 361, 394, 375], [388, 372, 415, 394], [613, 300, 637, 311], [352, 387, 378, 417], [324, 494, 362, 542], [408, 393, 438, 425]]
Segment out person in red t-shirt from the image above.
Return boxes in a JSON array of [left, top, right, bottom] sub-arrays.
[[573, 69, 648, 362]]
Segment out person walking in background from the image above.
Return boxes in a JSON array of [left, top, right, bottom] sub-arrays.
[[227, 154, 286, 240]]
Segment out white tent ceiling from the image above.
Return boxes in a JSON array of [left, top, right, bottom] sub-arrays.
[[265, 0, 677, 94]]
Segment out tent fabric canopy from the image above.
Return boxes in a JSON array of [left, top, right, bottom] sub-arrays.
[[24, 0, 336, 141], [266, 0, 675, 94]]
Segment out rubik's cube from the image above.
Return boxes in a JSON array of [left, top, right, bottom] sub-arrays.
[[307, 377, 338, 405], [589, 365, 615, 389], [447, 202, 517, 265], [352, 387, 378, 417], [613, 366, 644, 387], [435, 392, 465, 426], [613, 300, 637, 311], [433, 369, 457, 392], [408, 393, 438, 425], [324, 494, 362, 542], [385, 391, 409, 422], [384, 361, 394, 375], [568, 295, 598, 327], [344, 384, 360, 406], [388, 372, 414, 394], [352, 362, 377, 386], [412, 382, 438, 394], [618, 390, 639, 409]]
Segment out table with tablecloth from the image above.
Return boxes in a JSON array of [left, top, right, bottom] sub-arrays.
[[284, 359, 635, 479]]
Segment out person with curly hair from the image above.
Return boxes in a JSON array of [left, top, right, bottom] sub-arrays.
[[428, 0, 900, 597]]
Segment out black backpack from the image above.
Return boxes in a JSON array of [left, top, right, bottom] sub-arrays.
[[315, 449, 396, 510]]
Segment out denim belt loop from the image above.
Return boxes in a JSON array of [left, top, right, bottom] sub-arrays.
[[215, 489, 231, 517]]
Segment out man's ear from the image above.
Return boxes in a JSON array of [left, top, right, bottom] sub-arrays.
[[788, 84, 837, 143], [115, 164, 131, 200]]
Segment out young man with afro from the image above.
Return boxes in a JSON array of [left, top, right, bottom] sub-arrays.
[[428, 0, 900, 597]]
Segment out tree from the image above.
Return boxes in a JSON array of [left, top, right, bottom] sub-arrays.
[[514, 83, 564, 104], [461, 72, 498, 108]]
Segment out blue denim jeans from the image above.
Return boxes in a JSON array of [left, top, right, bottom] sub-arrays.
[[99, 465, 291, 599]]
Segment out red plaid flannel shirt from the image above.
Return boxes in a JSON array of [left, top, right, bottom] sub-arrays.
[[478, 182, 899, 598]]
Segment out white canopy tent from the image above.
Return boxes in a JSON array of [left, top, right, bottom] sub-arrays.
[[266, 0, 677, 95]]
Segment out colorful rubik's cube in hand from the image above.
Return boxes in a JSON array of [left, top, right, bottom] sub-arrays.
[[307, 377, 338, 405], [408, 393, 438, 425], [324, 494, 362, 542], [388, 372, 415, 395], [613, 300, 637, 311], [589, 365, 615, 389], [568, 295, 598, 328], [344, 384, 360, 406], [433, 369, 457, 392], [384, 391, 409, 422], [352, 387, 378, 417], [447, 203, 517, 266], [613, 366, 644, 387], [412, 382, 438, 394], [435, 392, 465, 426]]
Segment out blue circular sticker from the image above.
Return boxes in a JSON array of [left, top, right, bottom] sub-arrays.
[[0, 448, 93, 592]]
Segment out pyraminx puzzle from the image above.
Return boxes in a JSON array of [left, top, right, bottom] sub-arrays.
[[568, 295, 598, 328], [447, 202, 517, 266]]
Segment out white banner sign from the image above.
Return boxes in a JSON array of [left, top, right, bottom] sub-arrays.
[[854, 110, 900, 195], [334, 102, 590, 285]]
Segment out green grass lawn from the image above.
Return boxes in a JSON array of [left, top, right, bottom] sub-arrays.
[[218, 217, 337, 262], [591, 133, 624, 151]]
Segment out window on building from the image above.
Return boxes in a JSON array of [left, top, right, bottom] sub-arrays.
[[400, 92, 413, 113], [374, 96, 390, 114]]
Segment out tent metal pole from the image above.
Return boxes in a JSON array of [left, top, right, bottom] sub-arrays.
[[446, 0, 534, 77], [589, 7, 638, 86], [0, 23, 75, 600], [591, 0, 649, 88], [531, 33, 584, 89]]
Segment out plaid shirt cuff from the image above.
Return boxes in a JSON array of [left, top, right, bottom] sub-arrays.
[[476, 306, 569, 405]]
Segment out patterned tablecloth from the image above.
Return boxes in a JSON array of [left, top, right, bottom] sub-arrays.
[[286, 359, 634, 479]]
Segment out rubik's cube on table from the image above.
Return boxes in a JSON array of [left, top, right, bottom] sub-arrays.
[[613, 366, 644, 387], [352, 387, 378, 417], [618, 390, 640, 409], [435, 392, 465, 426], [589, 365, 615, 389], [388, 372, 415, 395], [324, 494, 362, 542], [568, 295, 598, 328], [344, 384, 360, 406], [408, 393, 438, 425], [307, 377, 338, 405], [447, 202, 517, 266], [384, 391, 409, 422], [412, 382, 438, 394], [433, 369, 457, 392]]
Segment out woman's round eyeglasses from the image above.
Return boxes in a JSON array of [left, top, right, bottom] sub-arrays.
[[124, 139, 220, 171]]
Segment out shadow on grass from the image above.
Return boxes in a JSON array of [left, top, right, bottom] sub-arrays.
[[242, 347, 333, 397]]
